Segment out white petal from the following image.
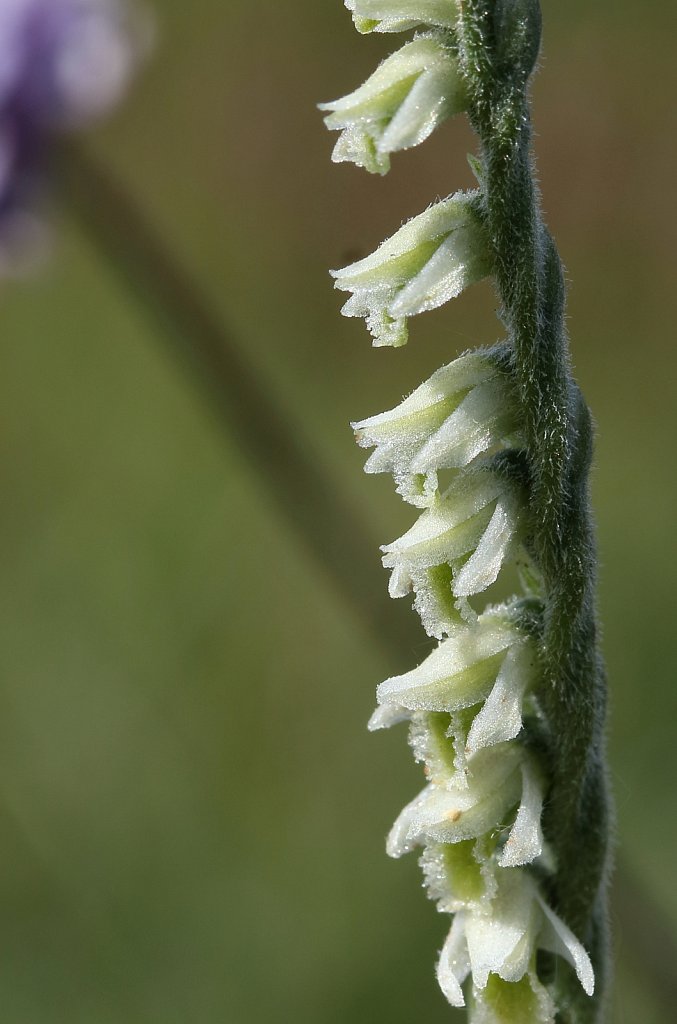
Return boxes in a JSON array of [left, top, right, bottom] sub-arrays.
[[436, 914, 471, 1006], [332, 193, 475, 286], [465, 645, 534, 754], [386, 558, 412, 599], [537, 897, 595, 997], [381, 472, 504, 574], [453, 492, 521, 597], [353, 353, 495, 477], [378, 60, 462, 153], [410, 565, 462, 639], [393, 471, 439, 509], [376, 612, 518, 713], [331, 123, 390, 175], [320, 38, 439, 119], [498, 761, 544, 868], [404, 749, 522, 845], [367, 703, 410, 731], [354, 350, 495, 443], [389, 220, 490, 317], [421, 839, 494, 913]]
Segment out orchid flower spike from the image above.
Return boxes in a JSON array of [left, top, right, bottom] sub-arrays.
[[324, 0, 611, 1019]]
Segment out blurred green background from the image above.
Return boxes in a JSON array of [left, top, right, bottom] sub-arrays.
[[0, 1, 675, 1020]]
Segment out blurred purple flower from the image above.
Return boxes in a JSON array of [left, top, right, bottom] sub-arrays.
[[0, 0, 145, 270]]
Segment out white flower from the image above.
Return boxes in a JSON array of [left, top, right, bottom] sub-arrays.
[[383, 644, 535, 766], [331, 191, 491, 347], [352, 349, 519, 501], [380, 468, 523, 636], [372, 605, 524, 719], [436, 870, 594, 1013], [369, 607, 537, 753], [320, 35, 465, 175], [386, 745, 544, 867], [345, 0, 459, 34]]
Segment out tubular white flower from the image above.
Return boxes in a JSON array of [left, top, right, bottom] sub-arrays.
[[387, 745, 543, 866], [465, 646, 536, 754], [320, 34, 465, 175], [352, 348, 518, 502], [331, 191, 491, 347], [345, 0, 459, 34], [436, 870, 594, 1013], [380, 467, 523, 636]]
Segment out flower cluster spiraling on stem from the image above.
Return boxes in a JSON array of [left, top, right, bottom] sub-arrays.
[[322, 2, 611, 1022]]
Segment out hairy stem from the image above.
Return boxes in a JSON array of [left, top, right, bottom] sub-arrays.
[[457, 3, 612, 1019]]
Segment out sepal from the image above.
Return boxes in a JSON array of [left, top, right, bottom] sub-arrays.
[[465, 645, 536, 754], [331, 191, 491, 347], [320, 34, 465, 175], [345, 0, 459, 33]]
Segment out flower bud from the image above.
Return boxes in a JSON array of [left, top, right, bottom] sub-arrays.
[[320, 35, 465, 175], [331, 191, 491, 347]]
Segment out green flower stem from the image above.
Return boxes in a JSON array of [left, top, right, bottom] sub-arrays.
[[457, 3, 611, 1019]]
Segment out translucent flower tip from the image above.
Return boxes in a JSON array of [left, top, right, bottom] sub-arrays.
[[351, 349, 518, 499]]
